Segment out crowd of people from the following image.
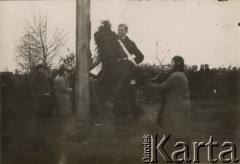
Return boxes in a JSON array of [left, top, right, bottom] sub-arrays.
[[186, 65, 239, 103], [137, 63, 240, 104], [4, 61, 238, 120], [1, 22, 239, 143]]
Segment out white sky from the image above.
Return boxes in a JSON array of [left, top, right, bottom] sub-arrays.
[[0, 0, 240, 72], [0, 0, 76, 72]]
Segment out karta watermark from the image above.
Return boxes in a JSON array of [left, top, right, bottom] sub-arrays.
[[142, 134, 239, 163]]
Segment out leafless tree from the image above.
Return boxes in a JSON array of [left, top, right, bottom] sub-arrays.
[[155, 42, 167, 70], [15, 11, 66, 73], [59, 50, 76, 71]]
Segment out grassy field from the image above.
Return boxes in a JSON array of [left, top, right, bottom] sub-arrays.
[[2, 95, 240, 164]]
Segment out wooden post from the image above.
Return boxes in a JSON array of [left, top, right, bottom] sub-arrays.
[[75, 0, 90, 123]]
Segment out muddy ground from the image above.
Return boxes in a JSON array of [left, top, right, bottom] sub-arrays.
[[2, 94, 240, 164]]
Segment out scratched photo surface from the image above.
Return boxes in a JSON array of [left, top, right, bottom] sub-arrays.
[[1, 0, 240, 164]]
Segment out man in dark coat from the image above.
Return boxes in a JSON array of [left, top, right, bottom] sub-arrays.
[[198, 64, 205, 100], [30, 64, 52, 117], [113, 23, 144, 121], [202, 64, 214, 100], [118, 24, 144, 65], [187, 65, 200, 100]]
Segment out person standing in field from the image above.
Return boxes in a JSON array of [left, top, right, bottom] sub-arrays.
[[113, 23, 144, 121], [31, 64, 52, 117], [54, 66, 72, 116], [147, 56, 191, 139]]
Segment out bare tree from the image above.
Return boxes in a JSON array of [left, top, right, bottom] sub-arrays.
[[155, 42, 167, 71], [15, 11, 66, 73], [59, 50, 76, 71]]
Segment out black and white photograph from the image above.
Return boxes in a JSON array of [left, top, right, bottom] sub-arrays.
[[0, 0, 240, 163]]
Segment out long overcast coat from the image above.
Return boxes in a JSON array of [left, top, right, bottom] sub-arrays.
[[150, 71, 191, 138], [54, 75, 72, 115]]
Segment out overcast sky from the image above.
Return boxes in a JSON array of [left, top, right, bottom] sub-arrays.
[[0, 0, 76, 72], [0, 0, 240, 72]]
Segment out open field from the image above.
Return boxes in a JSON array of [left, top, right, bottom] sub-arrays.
[[2, 94, 240, 164]]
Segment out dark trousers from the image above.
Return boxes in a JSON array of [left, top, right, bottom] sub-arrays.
[[34, 95, 52, 117], [112, 83, 138, 117], [203, 85, 213, 100], [127, 86, 138, 117]]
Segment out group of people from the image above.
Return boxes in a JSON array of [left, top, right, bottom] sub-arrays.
[[187, 64, 240, 102], [29, 21, 239, 141], [90, 23, 144, 121], [31, 64, 73, 117], [90, 21, 191, 139], [30, 22, 192, 139]]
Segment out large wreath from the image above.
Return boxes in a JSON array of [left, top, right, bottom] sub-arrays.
[[94, 20, 125, 63]]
